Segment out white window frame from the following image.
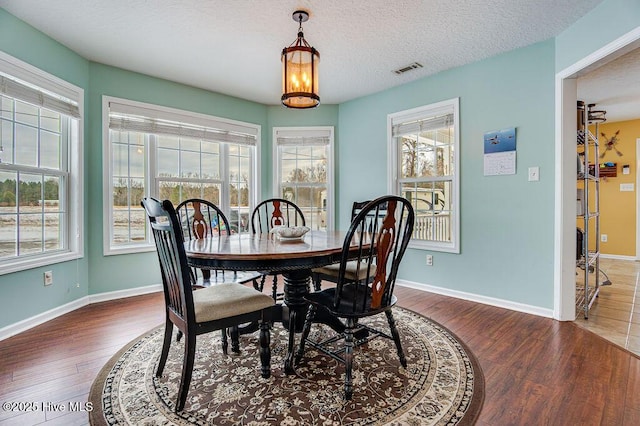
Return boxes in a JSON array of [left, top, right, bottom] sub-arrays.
[[273, 126, 334, 231], [0, 51, 84, 275], [102, 96, 261, 255], [387, 98, 460, 253]]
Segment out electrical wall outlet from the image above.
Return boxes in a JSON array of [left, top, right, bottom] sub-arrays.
[[601, 234, 608, 242], [426, 255, 433, 266], [44, 271, 53, 286]]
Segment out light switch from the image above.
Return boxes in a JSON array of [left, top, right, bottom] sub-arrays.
[[620, 183, 634, 192], [528, 166, 540, 182]]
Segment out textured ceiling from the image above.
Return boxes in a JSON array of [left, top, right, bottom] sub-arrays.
[[578, 46, 640, 123], [1, 0, 612, 110]]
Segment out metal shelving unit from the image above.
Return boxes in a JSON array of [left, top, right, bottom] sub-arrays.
[[576, 101, 604, 319]]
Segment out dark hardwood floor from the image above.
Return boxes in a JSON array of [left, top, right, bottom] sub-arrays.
[[1, 285, 639, 425]]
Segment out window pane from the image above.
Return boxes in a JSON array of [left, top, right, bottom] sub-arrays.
[[130, 207, 147, 242], [43, 176, 60, 212], [112, 206, 129, 245], [130, 178, 144, 207], [1, 95, 13, 119], [180, 138, 200, 152], [19, 211, 43, 255], [202, 184, 221, 205], [0, 171, 17, 210], [157, 147, 179, 177], [15, 123, 38, 167], [112, 176, 145, 246], [202, 141, 219, 154], [112, 143, 129, 177], [158, 134, 179, 148], [201, 153, 219, 179], [44, 212, 62, 251], [129, 145, 145, 178], [0, 171, 17, 258], [40, 109, 61, 132], [281, 159, 298, 182], [19, 173, 42, 206], [0, 213, 16, 258], [40, 130, 61, 170], [281, 146, 297, 160], [180, 150, 200, 178], [401, 181, 452, 243], [15, 100, 38, 126], [1, 119, 14, 164]]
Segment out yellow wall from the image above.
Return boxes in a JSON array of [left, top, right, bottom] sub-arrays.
[[578, 119, 639, 257]]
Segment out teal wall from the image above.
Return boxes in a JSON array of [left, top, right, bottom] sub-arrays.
[[556, 0, 640, 71], [339, 40, 556, 307], [1, 2, 638, 329], [0, 9, 90, 328]]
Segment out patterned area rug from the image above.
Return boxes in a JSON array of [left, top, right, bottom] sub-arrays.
[[89, 308, 483, 425]]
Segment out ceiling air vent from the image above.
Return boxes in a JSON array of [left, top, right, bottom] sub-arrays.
[[394, 62, 423, 75]]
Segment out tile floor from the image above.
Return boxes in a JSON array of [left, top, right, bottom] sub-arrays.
[[574, 257, 640, 357]]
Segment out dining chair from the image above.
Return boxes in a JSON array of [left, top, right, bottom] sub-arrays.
[[141, 197, 276, 412], [311, 200, 374, 291], [251, 198, 306, 300], [294, 195, 415, 400], [175, 198, 261, 286]]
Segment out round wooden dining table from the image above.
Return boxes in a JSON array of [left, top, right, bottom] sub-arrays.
[[184, 230, 356, 373]]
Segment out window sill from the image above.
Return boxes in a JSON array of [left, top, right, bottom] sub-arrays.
[[0, 251, 83, 276], [104, 245, 156, 256], [408, 240, 459, 254]]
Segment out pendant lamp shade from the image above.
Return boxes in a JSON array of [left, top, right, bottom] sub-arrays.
[[281, 11, 320, 109]]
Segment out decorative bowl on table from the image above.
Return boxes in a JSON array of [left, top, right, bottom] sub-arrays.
[[270, 225, 310, 241]]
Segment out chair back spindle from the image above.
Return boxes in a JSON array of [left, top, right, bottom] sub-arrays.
[[252, 198, 306, 233], [176, 199, 231, 240]]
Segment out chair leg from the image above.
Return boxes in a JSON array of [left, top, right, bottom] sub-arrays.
[[344, 318, 356, 400], [221, 329, 228, 355], [176, 332, 196, 412], [156, 320, 174, 377], [258, 274, 267, 292], [311, 272, 322, 292], [295, 304, 316, 365], [271, 274, 278, 301], [259, 319, 271, 378], [385, 310, 407, 368], [230, 326, 240, 353]]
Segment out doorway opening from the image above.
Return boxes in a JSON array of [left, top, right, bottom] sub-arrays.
[[555, 27, 640, 321]]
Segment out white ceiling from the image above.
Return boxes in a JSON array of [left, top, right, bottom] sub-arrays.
[[577, 46, 640, 123], [2, 0, 620, 114]]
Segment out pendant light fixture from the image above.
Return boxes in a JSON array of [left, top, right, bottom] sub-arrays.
[[281, 10, 320, 109]]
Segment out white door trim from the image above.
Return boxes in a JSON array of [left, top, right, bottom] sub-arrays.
[[636, 138, 640, 260], [554, 26, 640, 321]]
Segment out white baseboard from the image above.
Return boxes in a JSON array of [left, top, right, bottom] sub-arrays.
[[0, 284, 162, 341], [87, 284, 162, 304], [397, 279, 554, 319], [600, 254, 637, 261]]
